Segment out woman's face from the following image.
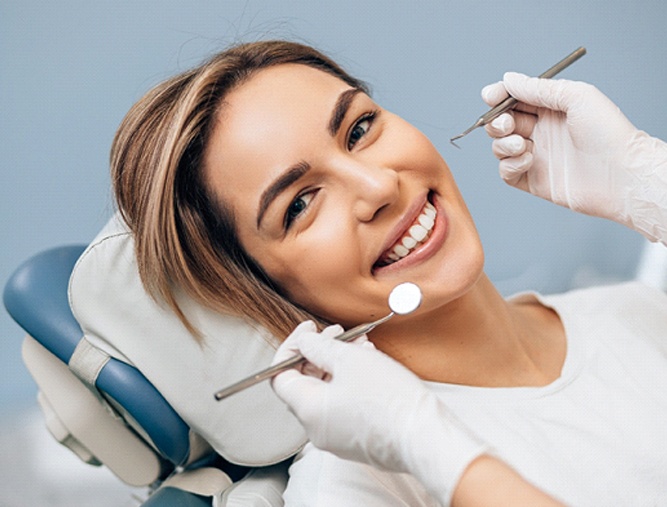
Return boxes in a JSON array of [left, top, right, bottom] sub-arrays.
[[204, 64, 484, 327]]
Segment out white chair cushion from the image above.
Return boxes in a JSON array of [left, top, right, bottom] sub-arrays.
[[68, 212, 306, 466]]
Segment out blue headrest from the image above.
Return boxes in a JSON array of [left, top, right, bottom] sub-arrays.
[[3, 246, 191, 465]]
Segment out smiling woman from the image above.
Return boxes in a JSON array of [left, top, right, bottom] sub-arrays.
[[110, 40, 667, 506], [202, 62, 483, 329], [112, 41, 369, 340]]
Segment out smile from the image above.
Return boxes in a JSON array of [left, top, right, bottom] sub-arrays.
[[375, 199, 437, 268]]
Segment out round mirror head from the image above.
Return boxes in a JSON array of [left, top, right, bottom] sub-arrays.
[[388, 282, 422, 315]]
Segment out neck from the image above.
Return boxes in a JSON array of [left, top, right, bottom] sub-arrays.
[[369, 274, 564, 387]]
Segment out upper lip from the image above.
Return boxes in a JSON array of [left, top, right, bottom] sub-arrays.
[[372, 192, 430, 269]]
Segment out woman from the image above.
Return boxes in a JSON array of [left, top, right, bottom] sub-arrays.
[[111, 40, 667, 505]]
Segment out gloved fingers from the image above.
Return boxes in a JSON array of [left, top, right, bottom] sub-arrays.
[[301, 359, 328, 379], [271, 368, 305, 394], [348, 333, 367, 345], [320, 324, 345, 338], [295, 324, 343, 380], [481, 80, 508, 107], [296, 332, 353, 373], [481, 77, 540, 116], [484, 113, 514, 138], [492, 134, 528, 159], [272, 320, 318, 365], [498, 151, 533, 190], [360, 337, 377, 350], [485, 111, 537, 142], [349, 333, 375, 348], [271, 368, 324, 417], [272, 324, 345, 384], [511, 109, 538, 139], [503, 72, 576, 112], [302, 331, 373, 380], [273, 322, 344, 379]]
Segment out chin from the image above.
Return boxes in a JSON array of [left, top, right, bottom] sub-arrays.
[[419, 239, 486, 311]]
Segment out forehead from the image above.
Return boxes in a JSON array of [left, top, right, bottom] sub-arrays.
[[211, 63, 352, 157], [204, 64, 352, 213], [226, 63, 351, 120]]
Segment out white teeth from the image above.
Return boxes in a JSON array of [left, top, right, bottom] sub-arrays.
[[409, 224, 428, 242], [393, 244, 410, 257], [419, 214, 434, 229], [382, 199, 438, 266], [402, 236, 417, 249]]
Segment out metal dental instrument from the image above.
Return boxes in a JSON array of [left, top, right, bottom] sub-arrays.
[[450, 46, 587, 146], [214, 282, 423, 401]]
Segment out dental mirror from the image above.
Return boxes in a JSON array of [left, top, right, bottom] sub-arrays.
[[214, 282, 423, 400], [388, 282, 422, 315]]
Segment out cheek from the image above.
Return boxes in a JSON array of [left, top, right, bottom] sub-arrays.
[[381, 120, 454, 185], [247, 220, 363, 311], [429, 208, 485, 305]]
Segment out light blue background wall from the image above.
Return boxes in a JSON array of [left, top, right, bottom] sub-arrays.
[[2, 1, 665, 415]]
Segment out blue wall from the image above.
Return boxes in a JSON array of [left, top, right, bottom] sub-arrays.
[[2, 1, 665, 414]]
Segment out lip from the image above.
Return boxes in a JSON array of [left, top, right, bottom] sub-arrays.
[[372, 191, 448, 275]]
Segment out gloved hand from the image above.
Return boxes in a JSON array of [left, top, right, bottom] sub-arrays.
[[271, 321, 488, 504], [483, 72, 667, 244]]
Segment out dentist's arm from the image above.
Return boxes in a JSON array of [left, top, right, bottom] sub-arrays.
[[272, 322, 564, 507], [483, 73, 667, 244]]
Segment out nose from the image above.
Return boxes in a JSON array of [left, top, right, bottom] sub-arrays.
[[337, 157, 399, 222]]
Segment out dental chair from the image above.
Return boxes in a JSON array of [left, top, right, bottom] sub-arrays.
[[3, 213, 308, 506]]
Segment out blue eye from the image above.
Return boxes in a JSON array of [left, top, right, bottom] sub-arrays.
[[284, 191, 315, 230], [347, 111, 378, 150]]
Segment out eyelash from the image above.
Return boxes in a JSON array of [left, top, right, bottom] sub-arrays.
[[284, 190, 316, 230], [283, 110, 380, 230], [347, 109, 379, 150]]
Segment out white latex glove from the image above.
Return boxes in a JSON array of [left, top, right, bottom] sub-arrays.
[[483, 72, 667, 244], [271, 321, 488, 505]]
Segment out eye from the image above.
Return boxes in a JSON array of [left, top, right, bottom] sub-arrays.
[[284, 190, 316, 230], [347, 111, 378, 150]]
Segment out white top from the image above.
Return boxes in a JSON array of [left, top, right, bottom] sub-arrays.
[[283, 282, 667, 506]]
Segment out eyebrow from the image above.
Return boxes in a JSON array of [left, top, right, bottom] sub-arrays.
[[257, 161, 311, 229], [328, 88, 363, 136], [255, 88, 363, 230]]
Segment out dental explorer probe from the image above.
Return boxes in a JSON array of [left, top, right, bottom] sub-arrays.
[[214, 282, 423, 401], [450, 46, 586, 146]]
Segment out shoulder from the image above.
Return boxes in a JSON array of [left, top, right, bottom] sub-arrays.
[[541, 282, 667, 352], [283, 443, 438, 507], [512, 282, 667, 348], [542, 281, 667, 317]]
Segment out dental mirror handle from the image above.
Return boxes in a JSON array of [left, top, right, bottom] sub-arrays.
[[213, 312, 394, 401], [450, 46, 586, 144]]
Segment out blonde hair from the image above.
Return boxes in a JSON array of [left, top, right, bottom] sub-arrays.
[[111, 40, 368, 340]]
